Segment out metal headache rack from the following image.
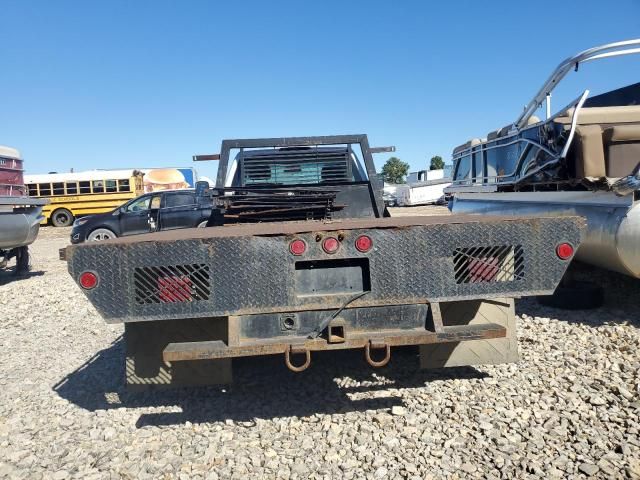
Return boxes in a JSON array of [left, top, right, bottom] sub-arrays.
[[194, 135, 391, 223]]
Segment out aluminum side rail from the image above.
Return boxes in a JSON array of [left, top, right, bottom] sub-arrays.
[[515, 39, 640, 130]]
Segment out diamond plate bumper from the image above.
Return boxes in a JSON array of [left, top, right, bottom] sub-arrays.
[[65, 215, 584, 324]]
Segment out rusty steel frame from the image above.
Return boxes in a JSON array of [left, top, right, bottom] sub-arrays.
[[65, 213, 573, 246], [162, 322, 506, 363]]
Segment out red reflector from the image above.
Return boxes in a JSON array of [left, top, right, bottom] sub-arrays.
[[158, 276, 192, 303], [79, 271, 98, 289], [322, 237, 340, 253], [289, 239, 306, 255], [468, 257, 499, 282], [355, 235, 373, 253], [556, 242, 574, 260]]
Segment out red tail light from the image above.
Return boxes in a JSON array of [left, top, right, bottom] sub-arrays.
[[355, 235, 373, 253], [556, 242, 574, 260], [289, 239, 306, 256], [322, 237, 340, 254], [79, 271, 98, 289]]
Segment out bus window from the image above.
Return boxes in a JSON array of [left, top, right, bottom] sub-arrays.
[[118, 179, 130, 192], [92, 180, 105, 193], [28, 184, 38, 196], [53, 182, 65, 195], [39, 183, 52, 196], [78, 181, 91, 193], [65, 182, 78, 194], [105, 180, 117, 193]]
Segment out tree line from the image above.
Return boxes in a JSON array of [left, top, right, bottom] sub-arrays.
[[381, 156, 446, 184]]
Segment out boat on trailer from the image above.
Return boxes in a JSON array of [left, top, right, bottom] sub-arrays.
[[446, 40, 640, 279], [0, 146, 49, 274]]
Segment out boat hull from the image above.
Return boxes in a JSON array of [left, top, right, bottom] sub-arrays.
[[451, 191, 640, 279]]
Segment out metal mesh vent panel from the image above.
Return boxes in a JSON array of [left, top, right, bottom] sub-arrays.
[[454, 245, 524, 284], [241, 149, 351, 185], [134, 264, 210, 304]]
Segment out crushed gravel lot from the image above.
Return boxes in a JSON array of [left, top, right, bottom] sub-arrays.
[[1, 211, 639, 479]]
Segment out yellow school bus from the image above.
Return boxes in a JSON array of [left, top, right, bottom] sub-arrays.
[[24, 170, 145, 226]]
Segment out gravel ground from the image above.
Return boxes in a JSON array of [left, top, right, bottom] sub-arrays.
[[1, 211, 639, 479]]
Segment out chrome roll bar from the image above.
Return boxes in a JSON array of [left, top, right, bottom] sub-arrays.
[[515, 39, 640, 130]]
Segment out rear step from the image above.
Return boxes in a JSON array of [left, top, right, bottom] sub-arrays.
[[163, 323, 506, 370]]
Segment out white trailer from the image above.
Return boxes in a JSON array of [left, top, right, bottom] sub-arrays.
[[396, 178, 451, 206]]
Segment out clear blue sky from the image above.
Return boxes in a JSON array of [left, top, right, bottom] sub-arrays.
[[2, 0, 639, 181]]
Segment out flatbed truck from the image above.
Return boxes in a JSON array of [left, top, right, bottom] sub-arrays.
[[62, 135, 583, 388]]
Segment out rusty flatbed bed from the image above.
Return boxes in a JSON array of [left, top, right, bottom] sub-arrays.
[[69, 214, 560, 246]]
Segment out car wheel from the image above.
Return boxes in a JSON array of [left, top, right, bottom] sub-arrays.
[[51, 208, 74, 227], [197, 220, 208, 228], [87, 228, 117, 242]]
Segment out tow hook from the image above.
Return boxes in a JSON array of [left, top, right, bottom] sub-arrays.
[[284, 345, 311, 372], [365, 341, 391, 368]]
